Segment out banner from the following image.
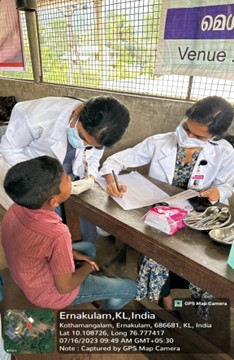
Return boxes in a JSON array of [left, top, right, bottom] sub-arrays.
[[154, 0, 234, 80], [0, 0, 25, 71]]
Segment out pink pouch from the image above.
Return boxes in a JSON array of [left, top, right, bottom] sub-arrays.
[[144, 206, 188, 235]]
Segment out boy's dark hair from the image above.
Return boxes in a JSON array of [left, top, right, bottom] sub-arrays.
[[4, 156, 64, 209], [78, 95, 130, 147], [186, 96, 234, 137]]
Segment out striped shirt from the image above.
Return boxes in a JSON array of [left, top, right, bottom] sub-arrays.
[[2, 204, 79, 309]]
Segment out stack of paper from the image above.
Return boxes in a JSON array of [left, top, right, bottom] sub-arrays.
[[144, 206, 188, 235], [96, 171, 168, 210], [96, 171, 198, 213]]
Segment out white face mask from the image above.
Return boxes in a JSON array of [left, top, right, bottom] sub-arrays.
[[67, 120, 85, 149], [176, 124, 209, 148]]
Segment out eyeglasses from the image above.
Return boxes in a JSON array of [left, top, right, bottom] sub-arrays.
[[182, 121, 211, 141]]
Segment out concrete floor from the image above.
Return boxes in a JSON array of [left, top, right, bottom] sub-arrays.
[[95, 235, 234, 360], [0, 205, 233, 360]]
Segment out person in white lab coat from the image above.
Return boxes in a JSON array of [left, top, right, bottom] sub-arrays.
[[99, 96, 234, 313], [100, 96, 234, 204], [0, 95, 130, 242]]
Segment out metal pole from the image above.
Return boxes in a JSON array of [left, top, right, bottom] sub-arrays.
[[15, 0, 42, 83], [95, 0, 107, 86]]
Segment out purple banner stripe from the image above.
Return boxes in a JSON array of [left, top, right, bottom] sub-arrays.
[[164, 4, 234, 39]]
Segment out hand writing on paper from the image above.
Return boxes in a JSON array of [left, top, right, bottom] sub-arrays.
[[106, 182, 127, 197]]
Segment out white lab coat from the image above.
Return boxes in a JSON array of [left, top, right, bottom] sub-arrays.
[[99, 132, 234, 204], [0, 97, 104, 209]]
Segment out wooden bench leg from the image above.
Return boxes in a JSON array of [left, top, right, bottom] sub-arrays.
[[64, 200, 81, 241], [104, 238, 127, 267]]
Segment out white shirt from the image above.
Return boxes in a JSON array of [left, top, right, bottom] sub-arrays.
[[0, 97, 104, 209], [100, 132, 234, 204]]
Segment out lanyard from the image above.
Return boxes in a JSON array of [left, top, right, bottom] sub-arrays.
[[83, 146, 92, 178]]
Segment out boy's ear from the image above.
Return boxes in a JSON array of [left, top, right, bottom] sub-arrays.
[[48, 195, 59, 209]]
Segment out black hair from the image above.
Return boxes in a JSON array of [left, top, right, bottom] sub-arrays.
[[185, 96, 234, 137], [223, 133, 234, 147], [4, 156, 64, 209], [78, 96, 130, 147]]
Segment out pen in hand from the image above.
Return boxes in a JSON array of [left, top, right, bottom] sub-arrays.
[[112, 170, 121, 192]]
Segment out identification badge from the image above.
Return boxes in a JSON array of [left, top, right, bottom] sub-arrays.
[[83, 159, 89, 179], [191, 174, 204, 180]]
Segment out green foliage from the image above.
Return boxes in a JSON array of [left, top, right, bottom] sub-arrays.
[[24, 309, 54, 325], [41, 19, 70, 55], [0, 1, 161, 86], [3, 310, 55, 354], [106, 13, 135, 44], [142, 0, 161, 41], [73, 69, 101, 87], [41, 48, 70, 84]]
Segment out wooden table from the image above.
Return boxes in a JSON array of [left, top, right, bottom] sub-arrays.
[[64, 179, 234, 306]]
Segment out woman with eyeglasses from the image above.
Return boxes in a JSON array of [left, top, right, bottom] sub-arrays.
[[0, 95, 130, 243], [100, 96, 234, 204], [99, 96, 234, 318]]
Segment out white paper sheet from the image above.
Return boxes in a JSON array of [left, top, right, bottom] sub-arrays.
[[96, 171, 168, 210], [166, 199, 196, 214], [160, 189, 199, 203]]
